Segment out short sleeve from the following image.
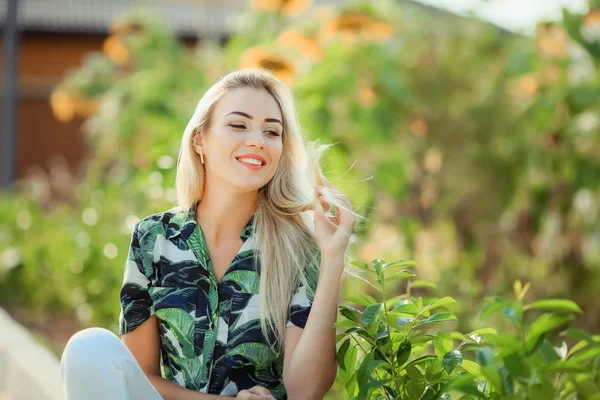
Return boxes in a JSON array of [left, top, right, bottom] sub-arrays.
[[286, 250, 321, 329], [118, 221, 153, 335]]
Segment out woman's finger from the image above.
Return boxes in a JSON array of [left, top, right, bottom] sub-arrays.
[[247, 386, 273, 396], [240, 386, 276, 399]]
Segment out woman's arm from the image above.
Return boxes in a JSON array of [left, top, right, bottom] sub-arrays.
[[282, 184, 356, 399], [282, 254, 342, 400]]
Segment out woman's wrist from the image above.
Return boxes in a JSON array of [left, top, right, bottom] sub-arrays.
[[319, 252, 346, 278]]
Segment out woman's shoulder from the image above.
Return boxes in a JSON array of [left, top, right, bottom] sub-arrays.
[[133, 206, 183, 237]]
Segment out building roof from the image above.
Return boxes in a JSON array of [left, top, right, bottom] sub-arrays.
[[9, 0, 344, 38]]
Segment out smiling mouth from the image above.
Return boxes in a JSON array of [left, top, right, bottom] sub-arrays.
[[236, 157, 266, 166]]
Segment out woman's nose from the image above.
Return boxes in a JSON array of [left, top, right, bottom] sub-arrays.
[[246, 128, 266, 148]]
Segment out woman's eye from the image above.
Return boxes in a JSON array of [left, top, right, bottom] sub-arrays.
[[230, 124, 280, 137]]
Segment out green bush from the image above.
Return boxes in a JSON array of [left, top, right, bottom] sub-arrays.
[[335, 259, 600, 399]]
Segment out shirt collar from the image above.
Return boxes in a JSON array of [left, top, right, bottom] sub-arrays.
[[165, 199, 255, 242]]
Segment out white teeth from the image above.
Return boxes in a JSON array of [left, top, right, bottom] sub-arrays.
[[238, 157, 263, 166]]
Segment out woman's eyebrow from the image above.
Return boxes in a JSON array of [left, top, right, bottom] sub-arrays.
[[225, 111, 283, 127]]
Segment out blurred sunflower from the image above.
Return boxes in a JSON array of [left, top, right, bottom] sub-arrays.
[[103, 35, 131, 65], [409, 118, 428, 137], [277, 29, 323, 62], [519, 74, 539, 96], [50, 89, 98, 122], [240, 46, 297, 86], [319, 11, 395, 45], [535, 23, 568, 58], [582, 9, 600, 43], [50, 89, 76, 122], [251, 0, 313, 17], [358, 85, 377, 107]]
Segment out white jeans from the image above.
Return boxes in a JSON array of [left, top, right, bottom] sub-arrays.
[[60, 327, 164, 400]]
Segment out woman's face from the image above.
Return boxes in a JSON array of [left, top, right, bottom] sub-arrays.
[[195, 87, 284, 192]]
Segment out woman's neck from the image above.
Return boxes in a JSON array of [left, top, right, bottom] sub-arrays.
[[196, 181, 258, 243]]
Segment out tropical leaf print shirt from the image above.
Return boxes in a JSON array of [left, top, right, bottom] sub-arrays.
[[118, 199, 319, 399]]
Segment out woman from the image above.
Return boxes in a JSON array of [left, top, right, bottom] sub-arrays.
[[61, 68, 357, 400]]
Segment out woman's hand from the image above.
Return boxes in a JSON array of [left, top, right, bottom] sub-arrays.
[[313, 184, 356, 260], [236, 385, 276, 399]]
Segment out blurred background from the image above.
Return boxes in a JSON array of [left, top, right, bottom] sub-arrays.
[[1, 0, 599, 397]]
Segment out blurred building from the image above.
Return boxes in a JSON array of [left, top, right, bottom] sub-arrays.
[[2, 0, 255, 186]]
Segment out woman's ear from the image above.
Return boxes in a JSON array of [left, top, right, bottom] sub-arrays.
[[192, 128, 203, 153]]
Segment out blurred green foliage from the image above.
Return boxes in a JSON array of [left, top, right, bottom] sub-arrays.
[[1, 0, 600, 395]]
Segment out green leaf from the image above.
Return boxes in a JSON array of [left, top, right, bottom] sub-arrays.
[[392, 303, 418, 314], [339, 305, 362, 324], [385, 270, 415, 281], [337, 339, 350, 371], [411, 280, 436, 289], [480, 297, 510, 320], [448, 375, 485, 398], [475, 347, 494, 366], [503, 352, 529, 381], [344, 344, 358, 374], [415, 312, 457, 327], [396, 339, 412, 367], [411, 334, 435, 344], [525, 314, 573, 353], [501, 304, 522, 326], [361, 294, 378, 305], [334, 319, 357, 329], [362, 303, 383, 328], [350, 260, 372, 273], [525, 299, 583, 314], [355, 378, 391, 400], [443, 350, 463, 373], [382, 259, 416, 270], [468, 328, 497, 336], [498, 366, 514, 395], [480, 332, 522, 352], [423, 296, 457, 313], [346, 295, 371, 307], [569, 346, 600, 363], [356, 350, 375, 387], [461, 359, 482, 377], [434, 331, 454, 359], [372, 259, 385, 275], [481, 365, 502, 391]]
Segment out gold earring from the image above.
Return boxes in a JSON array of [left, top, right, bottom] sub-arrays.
[[200, 151, 205, 164]]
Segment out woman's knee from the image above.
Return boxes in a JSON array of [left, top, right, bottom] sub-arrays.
[[61, 327, 122, 372]]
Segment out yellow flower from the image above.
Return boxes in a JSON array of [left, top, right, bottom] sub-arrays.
[[103, 35, 131, 65], [240, 46, 297, 86], [50, 89, 76, 122], [358, 86, 377, 107], [409, 118, 428, 137], [277, 29, 323, 62], [584, 9, 600, 28], [251, 0, 313, 16], [319, 11, 395, 45], [73, 97, 98, 117], [535, 23, 568, 58], [519, 75, 539, 96]]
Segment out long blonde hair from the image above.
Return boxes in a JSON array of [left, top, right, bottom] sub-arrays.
[[174, 68, 352, 355]]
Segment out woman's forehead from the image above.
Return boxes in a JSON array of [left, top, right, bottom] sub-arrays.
[[216, 87, 282, 120]]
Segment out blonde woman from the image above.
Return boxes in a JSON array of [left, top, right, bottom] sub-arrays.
[[61, 68, 357, 400]]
